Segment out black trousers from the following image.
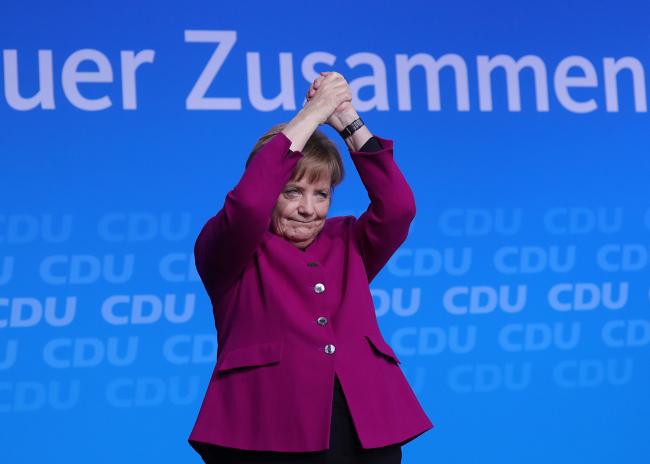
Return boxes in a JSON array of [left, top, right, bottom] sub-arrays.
[[192, 374, 402, 464]]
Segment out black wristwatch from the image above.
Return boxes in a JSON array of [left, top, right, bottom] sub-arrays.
[[338, 118, 365, 139]]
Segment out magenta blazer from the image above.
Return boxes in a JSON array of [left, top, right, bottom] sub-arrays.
[[188, 131, 434, 452]]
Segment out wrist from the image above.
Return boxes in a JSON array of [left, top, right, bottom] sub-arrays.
[[334, 110, 359, 130], [282, 108, 321, 152], [297, 107, 323, 127], [339, 111, 359, 126]]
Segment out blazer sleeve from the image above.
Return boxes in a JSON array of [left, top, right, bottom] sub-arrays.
[[194, 132, 302, 295], [349, 135, 416, 283]]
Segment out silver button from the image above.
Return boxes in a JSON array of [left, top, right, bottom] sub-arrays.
[[314, 283, 325, 293], [324, 344, 336, 354], [317, 316, 328, 326]]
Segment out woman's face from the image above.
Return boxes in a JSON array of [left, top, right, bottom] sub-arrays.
[[271, 174, 332, 249]]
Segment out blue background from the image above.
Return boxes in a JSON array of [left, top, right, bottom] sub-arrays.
[[2, 1, 649, 463]]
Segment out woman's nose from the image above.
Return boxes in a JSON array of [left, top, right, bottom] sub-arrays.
[[297, 196, 315, 215]]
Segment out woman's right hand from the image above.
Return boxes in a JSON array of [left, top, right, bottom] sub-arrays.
[[301, 72, 353, 125]]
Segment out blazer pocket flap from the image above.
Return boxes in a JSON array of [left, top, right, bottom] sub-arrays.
[[216, 341, 284, 372], [365, 334, 401, 365]]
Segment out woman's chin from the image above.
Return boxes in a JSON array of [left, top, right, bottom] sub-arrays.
[[288, 233, 313, 243], [285, 230, 317, 243]]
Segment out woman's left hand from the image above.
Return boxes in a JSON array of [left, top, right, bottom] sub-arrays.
[[306, 72, 359, 132]]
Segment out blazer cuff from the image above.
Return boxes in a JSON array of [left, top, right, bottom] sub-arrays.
[[349, 135, 394, 156]]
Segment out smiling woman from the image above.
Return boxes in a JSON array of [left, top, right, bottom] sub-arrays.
[[189, 71, 429, 464]]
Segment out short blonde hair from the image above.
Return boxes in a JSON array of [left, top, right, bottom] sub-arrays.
[[246, 122, 345, 192]]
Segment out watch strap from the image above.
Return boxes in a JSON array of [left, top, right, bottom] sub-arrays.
[[338, 118, 365, 139]]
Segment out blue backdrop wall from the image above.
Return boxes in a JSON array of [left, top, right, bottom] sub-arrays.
[[2, 1, 649, 463]]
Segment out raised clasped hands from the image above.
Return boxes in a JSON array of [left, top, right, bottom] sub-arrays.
[[303, 71, 359, 132]]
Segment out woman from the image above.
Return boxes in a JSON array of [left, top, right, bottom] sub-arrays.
[[188, 71, 433, 463]]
